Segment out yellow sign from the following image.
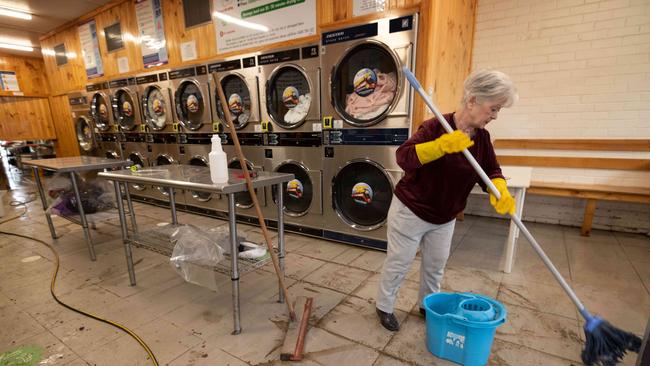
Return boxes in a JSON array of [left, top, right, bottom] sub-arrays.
[[322, 116, 333, 129], [172, 123, 179, 132]]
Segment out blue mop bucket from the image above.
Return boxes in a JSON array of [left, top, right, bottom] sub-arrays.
[[423, 292, 507, 366]]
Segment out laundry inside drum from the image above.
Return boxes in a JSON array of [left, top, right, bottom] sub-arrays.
[[144, 86, 167, 130], [177, 81, 204, 130], [115, 90, 137, 130], [217, 74, 251, 130], [267, 66, 311, 128]]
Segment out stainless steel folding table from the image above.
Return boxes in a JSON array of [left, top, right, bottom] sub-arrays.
[[98, 165, 293, 334], [23, 156, 133, 261]]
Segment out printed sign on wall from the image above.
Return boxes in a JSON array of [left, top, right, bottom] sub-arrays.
[[212, 0, 316, 54], [0, 71, 20, 92], [353, 0, 386, 17], [78, 20, 104, 78], [136, 0, 169, 68]]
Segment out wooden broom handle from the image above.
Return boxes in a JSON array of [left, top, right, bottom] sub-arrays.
[[212, 72, 296, 321]]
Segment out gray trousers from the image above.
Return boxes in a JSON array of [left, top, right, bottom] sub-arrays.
[[376, 197, 456, 313]]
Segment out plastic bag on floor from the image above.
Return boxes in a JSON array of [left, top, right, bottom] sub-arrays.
[[206, 226, 268, 259], [46, 172, 115, 216], [170, 224, 225, 291]]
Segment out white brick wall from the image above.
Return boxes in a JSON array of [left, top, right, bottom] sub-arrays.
[[467, 0, 650, 233]]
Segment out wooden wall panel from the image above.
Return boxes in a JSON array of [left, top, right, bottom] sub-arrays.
[[162, 0, 217, 66], [0, 54, 50, 96], [0, 97, 56, 140], [48, 95, 80, 157], [95, 1, 143, 77], [412, 0, 477, 130], [40, 27, 87, 96]]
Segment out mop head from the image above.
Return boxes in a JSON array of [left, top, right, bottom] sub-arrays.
[[581, 316, 642, 366]]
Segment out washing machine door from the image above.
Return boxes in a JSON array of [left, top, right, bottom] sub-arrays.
[[75, 116, 95, 152], [228, 159, 257, 208], [155, 154, 176, 195], [266, 65, 312, 129], [272, 161, 313, 216], [331, 41, 400, 127], [90, 92, 111, 131], [142, 85, 168, 130], [188, 156, 212, 202], [216, 73, 253, 130], [127, 152, 147, 191], [175, 80, 205, 130], [332, 159, 393, 230], [113, 89, 137, 130]]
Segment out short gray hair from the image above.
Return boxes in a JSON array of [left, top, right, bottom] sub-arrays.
[[461, 69, 518, 108]]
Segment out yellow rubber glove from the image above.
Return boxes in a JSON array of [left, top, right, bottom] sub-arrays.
[[415, 130, 474, 164], [489, 178, 516, 215]]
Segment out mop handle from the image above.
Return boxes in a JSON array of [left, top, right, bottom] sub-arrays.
[[403, 67, 591, 318]]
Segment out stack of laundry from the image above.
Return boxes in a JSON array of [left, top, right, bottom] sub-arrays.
[[284, 93, 311, 124], [345, 70, 396, 120]]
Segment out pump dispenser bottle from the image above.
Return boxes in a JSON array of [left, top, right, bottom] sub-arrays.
[[209, 134, 228, 183]]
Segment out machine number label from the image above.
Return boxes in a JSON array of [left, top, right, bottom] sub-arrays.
[[312, 123, 322, 132], [334, 119, 344, 129]]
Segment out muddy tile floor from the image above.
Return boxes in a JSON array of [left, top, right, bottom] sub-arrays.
[[0, 188, 648, 366]]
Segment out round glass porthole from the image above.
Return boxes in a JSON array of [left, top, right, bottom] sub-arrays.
[[142, 86, 167, 130], [216, 74, 252, 130], [76, 117, 94, 152], [113, 89, 137, 130], [332, 159, 393, 230], [272, 162, 312, 216], [331, 42, 399, 127], [90, 93, 111, 131], [175, 81, 204, 130], [188, 156, 211, 202], [155, 155, 175, 195], [127, 152, 146, 191], [228, 159, 256, 208], [266, 65, 311, 129]]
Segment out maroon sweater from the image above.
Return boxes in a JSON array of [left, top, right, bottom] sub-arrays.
[[394, 113, 504, 224]]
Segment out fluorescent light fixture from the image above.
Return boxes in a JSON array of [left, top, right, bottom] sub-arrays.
[[213, 11, 269, 32], [0, 42, 33, 52], [0, 6, 32, 20]]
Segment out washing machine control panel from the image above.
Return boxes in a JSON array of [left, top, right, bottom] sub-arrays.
[[323, 128, 408, 145], [265, 132, 321, 147]]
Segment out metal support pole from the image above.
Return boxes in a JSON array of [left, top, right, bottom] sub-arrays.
[[114, 181, 136, 285], [32, 167, 57, 239], [228, 193, 241, 335], [123, 183, 138, 232], [169, 187, 178, 225], [276, 183, 285, 304], [70, 172, 95, 261]]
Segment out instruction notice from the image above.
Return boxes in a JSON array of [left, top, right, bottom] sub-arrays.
[[78, 20, 104, 78], [353, 0, 386, 17], [0, 71, 20, 92], [213, 0, 316, 54], [136, 0, 169, 68]]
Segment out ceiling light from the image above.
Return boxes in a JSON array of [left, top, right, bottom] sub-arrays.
[[213, 11, 269, 32], [0, 7, 32, 20], [0, 42, 33, 52]]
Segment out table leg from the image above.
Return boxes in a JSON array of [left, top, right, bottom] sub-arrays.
[[228, 193, 241, 335], [503, 187, 525, 273], [32, 167, 57, 239], [169, 188, 178, 225], [123, 183, 138, 232], [114, 181, 136, 286], [276, 183, 285, 304], [70, 172, 95, 261], [514, 189, 526, 240]]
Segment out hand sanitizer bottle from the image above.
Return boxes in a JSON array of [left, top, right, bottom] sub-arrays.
[[209, 134, 228, 183]]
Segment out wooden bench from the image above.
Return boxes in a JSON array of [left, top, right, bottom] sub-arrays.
[[494, 139, 650, 236]]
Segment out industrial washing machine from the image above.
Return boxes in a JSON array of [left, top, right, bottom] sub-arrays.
[[263, 132, 323, 237], [321, 129, 407, 250], [68, 91, 97, 156], [121, 134, 152, 201], [320, 14, 417, 130], [109, 76, 142, 133], [86, 81, 114, 134], [148, 135, 182, 206], [179, 135, 223, 216], [137, 70, 175, 134], [208, 54, 262, 134], [219, 132, 267, 223], [96, 134, 122, 160], [259, 44, 321, 133], [170, 64, 212, 134]]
